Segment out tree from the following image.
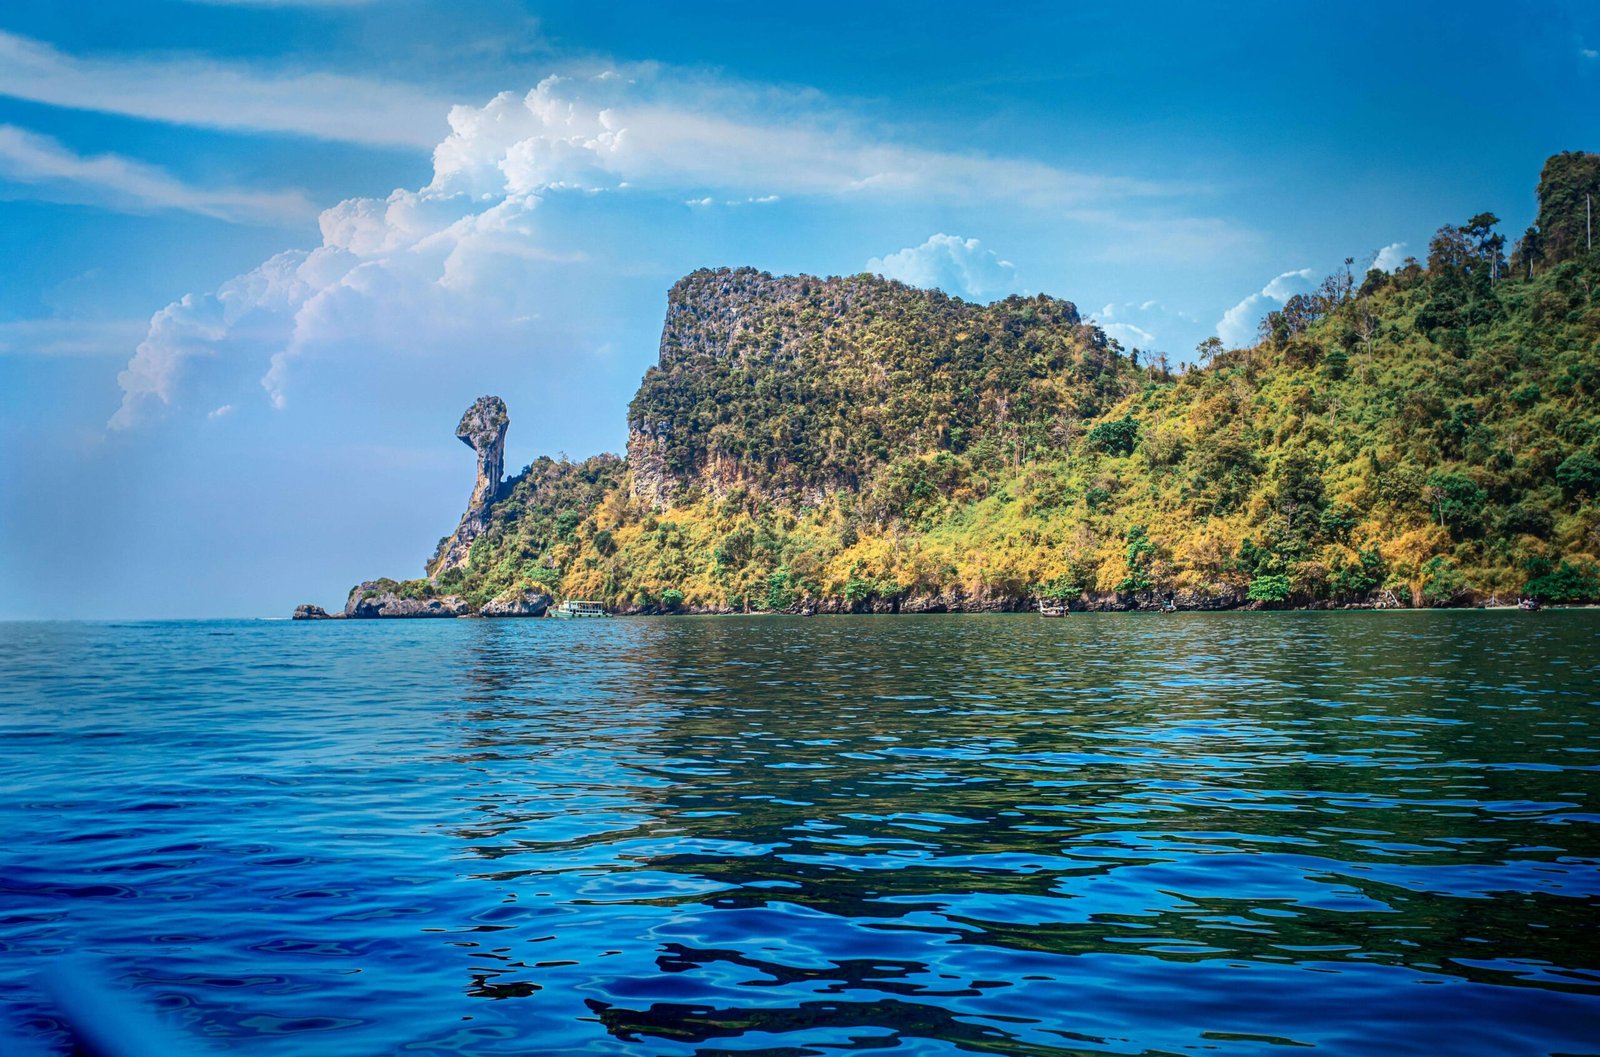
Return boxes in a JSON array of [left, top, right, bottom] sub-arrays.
[[1423, 472, 1487, 538], [1087, 416, 1139, 456], [1118, 526, 1156, 594], [1556, 451, 1600, 498], [1461, 212, 1507, 282], [1512, 225, 1544, 280], [1247, 573, 1293, 604], [1196, 336, 1224, 365], [1421, 556, 1468, 606], [1532, 151, 1600, 263]]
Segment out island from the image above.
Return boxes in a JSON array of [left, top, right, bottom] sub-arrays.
[[297, 151, 1600, 618]]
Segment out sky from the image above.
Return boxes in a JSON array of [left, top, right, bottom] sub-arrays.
[[1, 0, 1597, 619]]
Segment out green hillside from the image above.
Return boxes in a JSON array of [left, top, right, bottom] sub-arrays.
[[406, 151, 1600, 613]]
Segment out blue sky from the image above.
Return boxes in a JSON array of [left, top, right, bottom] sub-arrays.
[[1, 0, 1596, 618]]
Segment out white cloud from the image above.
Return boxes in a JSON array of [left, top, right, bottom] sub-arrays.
[[207, 404, 235, 419], [1216, 268, 1314, 347], [108, 70, 1192, 427], [1371, 241, 1409, 273], [423, 74, 1161, 208], [0, 30, 451, 148], [1583, 47, 1598, 60], [1099, 322, 1156, 348], [867, 234, 1019, 299], [0, 124, 313, 224], [1088, 298, 1198, 354]]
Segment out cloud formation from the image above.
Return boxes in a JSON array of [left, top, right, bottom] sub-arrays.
[[0, 30, 451, 148], [423, 75, 1155, 207], [867, 234, 1019, 299], [1215, 268, 1315, 347], [0, 124, 313, 224], [1371, 241, 1409, 272], [111, 71, 1173, 428], [1088, 298, 1199, 354]]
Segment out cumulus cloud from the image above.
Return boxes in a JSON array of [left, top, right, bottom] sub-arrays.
[[109, 69, 1193, 427], [867, 234, 1018, 299], [421, 74, 1157, 207], [0, 30, 451, 148], [1216, 268, 1315, 348], [0, 124, 313, 224], [1371, 242, 1409, 272]]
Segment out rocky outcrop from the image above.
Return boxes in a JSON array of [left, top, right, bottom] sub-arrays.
[[480, 588, 553, 618], [625, 268, 1096, 509], [431, 396, 510, 574], [292, 604, 339, 620], [345, 581, 470, 619]]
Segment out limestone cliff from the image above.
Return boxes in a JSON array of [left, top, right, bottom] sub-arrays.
[[625, 268, 1117, 507], [430, 396, 509, 575]]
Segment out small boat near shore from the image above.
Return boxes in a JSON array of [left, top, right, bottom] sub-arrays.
[[551, 600, 609, 619], [1038, 600, 1070, 617]]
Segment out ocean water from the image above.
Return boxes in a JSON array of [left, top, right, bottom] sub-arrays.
[[1, 612, 1598, 1056]]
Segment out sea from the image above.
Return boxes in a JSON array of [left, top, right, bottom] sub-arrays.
[[1, 612, 1597, 1056]]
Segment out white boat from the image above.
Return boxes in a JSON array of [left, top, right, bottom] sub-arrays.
[[551, 599, 609, 619], [1038, 600, 1070, 617]]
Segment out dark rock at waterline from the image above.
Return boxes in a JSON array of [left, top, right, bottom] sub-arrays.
[[480, 588, 553, 617], [344, 581, 470, 618], [292, 604, 338, 620]]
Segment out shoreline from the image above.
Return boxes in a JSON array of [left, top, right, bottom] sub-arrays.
[[290, 602, 1598, 621]]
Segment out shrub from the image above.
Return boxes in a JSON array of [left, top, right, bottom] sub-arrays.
[[1088, 416, 1139, 456], [765, 568, 798, 611], [1555, 451, 1600, 498], [1118, 526, 1155, 593], [1424, 472, 1486, 538], [1247, 574, 1293, 603], [1421, 555, 1468, 605], [1525, 559, 1599, 602], [1038, 573, 1084, 601]]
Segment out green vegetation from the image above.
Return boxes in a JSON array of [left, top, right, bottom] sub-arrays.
[[429, 153, 1600, 612]]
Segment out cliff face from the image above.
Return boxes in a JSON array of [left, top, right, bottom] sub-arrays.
[[430, 395, 509, 575], [626, 268, 1130, 507]]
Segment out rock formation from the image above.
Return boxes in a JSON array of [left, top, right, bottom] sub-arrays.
[[344, 581, 470, 618], [431, 396, 509, 574], [480, 587, 553, 618], [292, 604, 338, 620]]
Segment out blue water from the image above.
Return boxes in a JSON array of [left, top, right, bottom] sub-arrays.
[[1, 613, 1598, 1055]]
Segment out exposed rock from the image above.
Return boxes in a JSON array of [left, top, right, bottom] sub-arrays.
[[430, 396, 510, 574], [480, 588, 553, 618], [345, 581, 470, 619], [292, 603, 338, 620]]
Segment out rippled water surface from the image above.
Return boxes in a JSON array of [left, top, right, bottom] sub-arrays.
[[2, 613, 1599, 1055]]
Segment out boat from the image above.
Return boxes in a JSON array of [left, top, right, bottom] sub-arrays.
[[551, 599, 609, 619], [1518, 597, 1542, 611], [1038, 600, 1070, 617]]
